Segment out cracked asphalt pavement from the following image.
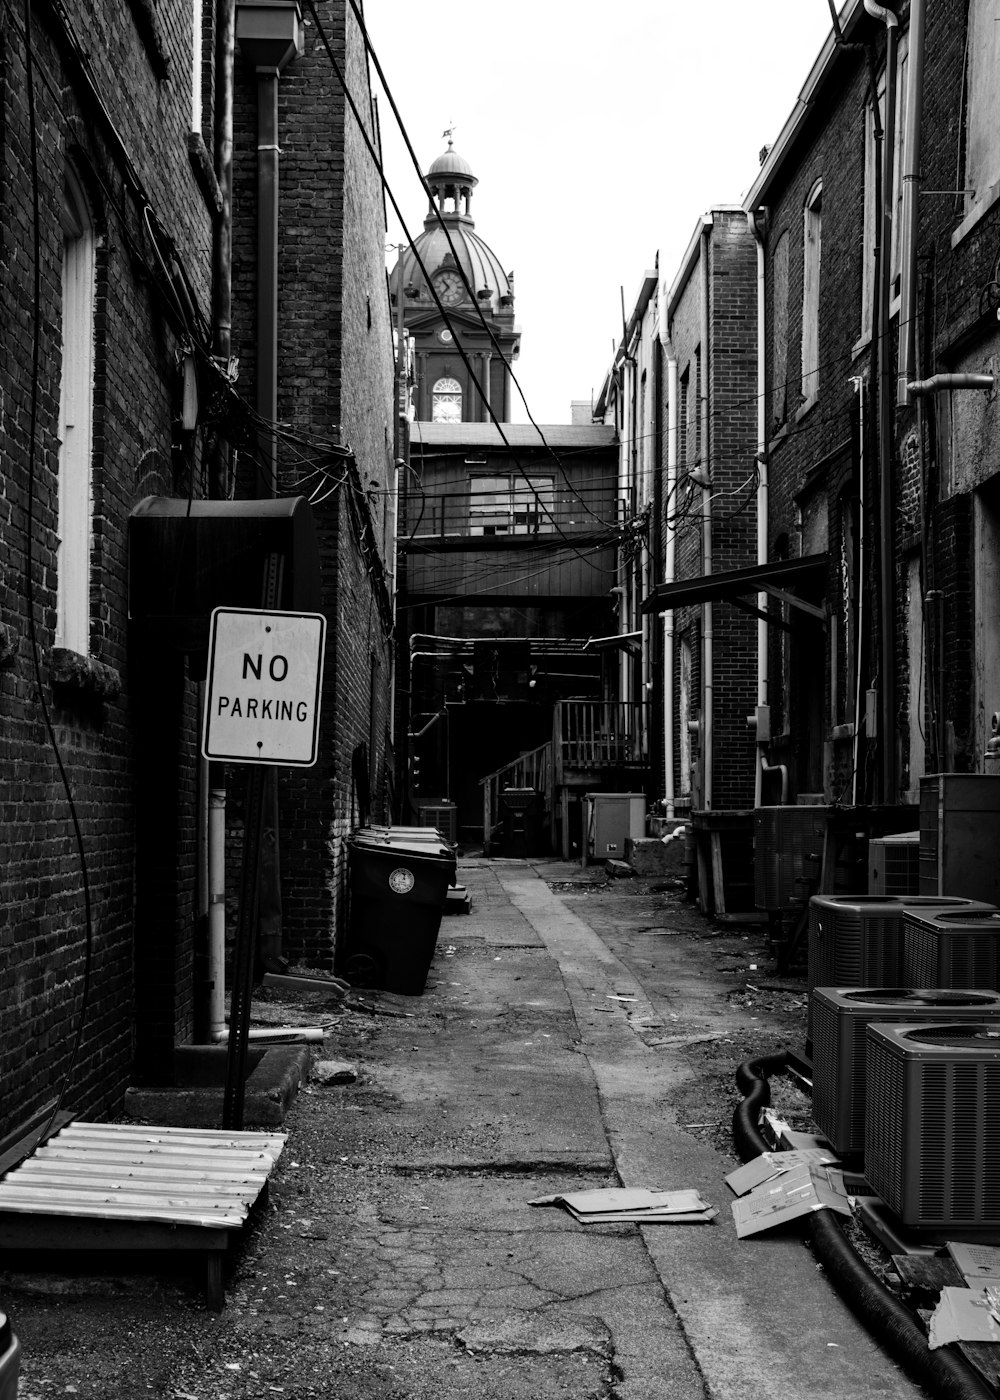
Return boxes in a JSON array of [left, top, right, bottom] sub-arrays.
[[1, 858, 926, 1399]]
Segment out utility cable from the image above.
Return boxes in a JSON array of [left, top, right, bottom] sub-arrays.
[[305, 0, 618, 572], [349, 0, 616, 531]]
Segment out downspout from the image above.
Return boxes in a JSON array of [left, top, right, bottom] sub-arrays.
[[659, 271, 677, 819], [211, 0, 235, 499], [700, 216, 714, 809], [235, 0, 304, 971], [748, 208, 769, 808], [202, 0, 234, 1040], [865, 0, 899, 802], [851, 376, 867, 805], [897, 0, 926, 406]]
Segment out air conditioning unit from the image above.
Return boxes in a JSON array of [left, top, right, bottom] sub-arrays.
[[806, 895, 988, 1041], [865, 1022, 1000, 1229], [868, 831, 920, 896], [754, 806, 827, 911], [415, 802, 458, 844], [811, 987, 1000, 1158], [902, 906, 1000, 989], [919, 773, 1000, 901]]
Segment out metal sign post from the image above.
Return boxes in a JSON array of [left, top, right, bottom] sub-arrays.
[[201, 594, 326, 1130]]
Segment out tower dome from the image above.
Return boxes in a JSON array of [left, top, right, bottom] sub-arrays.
[[388, 139, 520, 424], [389, 138, 512, 315]]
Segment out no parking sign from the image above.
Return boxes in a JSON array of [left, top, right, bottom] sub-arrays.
[[201, 607, 326, 766]]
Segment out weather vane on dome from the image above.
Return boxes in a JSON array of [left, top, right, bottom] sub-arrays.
[[442, 124, 456, 147]]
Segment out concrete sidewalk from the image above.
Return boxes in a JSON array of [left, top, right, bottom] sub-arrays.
[[4, 858, 923, 1400]]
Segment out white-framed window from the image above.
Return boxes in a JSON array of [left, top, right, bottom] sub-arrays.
[[801, 180, 822, 406], [56, 166, 96, 656], [432, 375, 462, 423], [961, 0, 1000, 227], [861, 35, 909, 337], [468, 475, 554, 535]]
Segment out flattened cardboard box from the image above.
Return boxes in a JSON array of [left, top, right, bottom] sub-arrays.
[[731, 1162, 851, 1238]]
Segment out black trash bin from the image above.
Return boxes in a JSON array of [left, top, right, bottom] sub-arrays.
[[341, 833, 457, 994], [499, 786, 540, 857]]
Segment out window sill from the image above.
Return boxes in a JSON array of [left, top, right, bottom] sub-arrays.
[[794, 395, 818, 424], [50, 648, 122, 702], [951, 183, 1000, 249]]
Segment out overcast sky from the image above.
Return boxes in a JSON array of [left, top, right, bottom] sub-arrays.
[[364, 0, 835, 425]]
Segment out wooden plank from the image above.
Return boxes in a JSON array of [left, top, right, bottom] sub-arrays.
[[0, 1183, 248, 1215], [0, 1198, 248, 1226], [60, 1123, 286, 1151], [4, 1170, 264, 1202], [13, 1160, 268, 1186], [34, 1144, 279, 1169], [0, 1213, 229, 1252]]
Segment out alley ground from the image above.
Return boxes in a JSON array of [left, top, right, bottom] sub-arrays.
[[2, 859, 925, 1400]]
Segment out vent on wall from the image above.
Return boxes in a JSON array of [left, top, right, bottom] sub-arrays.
[[865, 1022, 1000, 1229], [810, 987, 1000, 1158]]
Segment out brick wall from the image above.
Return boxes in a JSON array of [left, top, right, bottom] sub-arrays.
[[1, 0, 216, 1131], [230, 0, 395, 967], [661, 213, 759, 810]]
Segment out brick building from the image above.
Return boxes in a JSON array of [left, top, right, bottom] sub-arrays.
[[0, 0, 394, 1142], [230, 0, 396, 968], [603, 213, 761, 821], [736, 0, 1000, 806]]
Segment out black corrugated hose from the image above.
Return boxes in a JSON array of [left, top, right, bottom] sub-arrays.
[[732, 1050, 996, 1400]]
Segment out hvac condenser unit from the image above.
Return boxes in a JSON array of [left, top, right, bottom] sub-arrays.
[[902, 906, 1000, 989], [810, 987, 1000, 1159], [416, 803, 458, 845], [865, 1022, 1000, 1230], [868, 831, 920, 897], [807, 896, 983, 1002], [754, 806, 827, 911], [919, 773, 1000, 901]]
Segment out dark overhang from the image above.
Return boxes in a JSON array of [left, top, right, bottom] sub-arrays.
[[641, 554, 828, 627]]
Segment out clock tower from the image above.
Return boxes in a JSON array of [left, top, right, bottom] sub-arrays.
[[389, 139, 520, 424]]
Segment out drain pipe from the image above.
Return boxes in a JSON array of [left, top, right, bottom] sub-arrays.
[[866, 0, 900, 802], [897, 0, 927, 406], [699, 216, 714, 810], [659, 272, 677, 819], [747, 209, 769, 808]]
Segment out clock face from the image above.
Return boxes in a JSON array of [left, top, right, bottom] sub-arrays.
[[433, 270, 464, 306]]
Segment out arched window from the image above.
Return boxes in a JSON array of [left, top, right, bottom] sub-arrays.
[[432, 376, 462, 423], [57, 166, 96, 654]]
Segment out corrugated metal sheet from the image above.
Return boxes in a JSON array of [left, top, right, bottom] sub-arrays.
[[0, 1121, 286, 1230]]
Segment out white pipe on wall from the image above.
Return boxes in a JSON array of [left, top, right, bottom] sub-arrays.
[[208, 785, 227, 1040], [748, 209, 769, 808], [659, 270, 678, 818], [897, 0, 926, 404], [700, 218, 714, 810]]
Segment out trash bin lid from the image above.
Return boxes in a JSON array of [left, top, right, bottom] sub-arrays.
[[349, 832, 456, 864]]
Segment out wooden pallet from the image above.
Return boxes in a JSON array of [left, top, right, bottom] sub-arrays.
[[0, 1120, 285, 1308]]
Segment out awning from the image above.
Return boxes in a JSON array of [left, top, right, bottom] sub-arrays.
[[641, 554, 828, 626], [583, 631, 642, 653]]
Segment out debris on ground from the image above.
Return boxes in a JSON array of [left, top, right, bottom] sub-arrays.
[[528, 1186, 717, 1224]]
